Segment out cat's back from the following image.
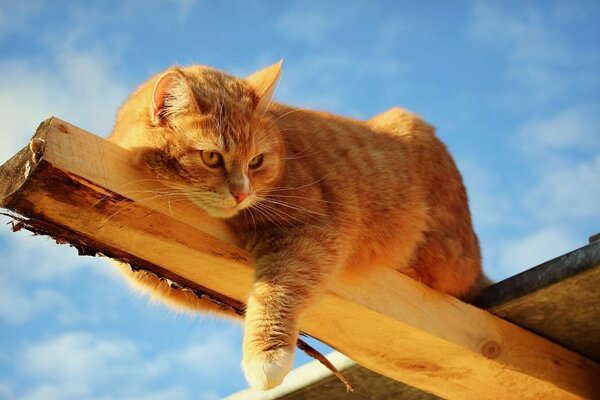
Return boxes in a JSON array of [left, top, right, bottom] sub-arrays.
[[266, 103, 437, 191], [262, 104, 433, 271], [262, 103, 480, 298]]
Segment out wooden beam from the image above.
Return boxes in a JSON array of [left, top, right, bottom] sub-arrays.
[[230, 241, 600, 399], [477, 240, 600, 362], [2, 117, 599, 400]]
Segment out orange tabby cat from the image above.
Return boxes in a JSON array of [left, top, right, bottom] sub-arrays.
[[109, 60, 486, 390]]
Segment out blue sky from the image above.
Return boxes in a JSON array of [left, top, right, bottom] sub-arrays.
[[1, 1, 599, 399]]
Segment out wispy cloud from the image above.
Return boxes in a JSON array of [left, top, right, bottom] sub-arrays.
[[516, 103, 600, 153], [0, 284, 73, 324], [467, 2, 600, 109], [498, 226, 580, 277], [462, 2, 600, 280], [523, 154, 600, 223], [0, 0, 44, 38], [7, 328, 242, 400], [275, 9, 339, 44], [458, 158, 515, 231], [0, 225, 106, 283], [274, 1, 364, 45], [274, 50, 409, 118], [0, 221, 122, 325], [0, 46, 128, 163]]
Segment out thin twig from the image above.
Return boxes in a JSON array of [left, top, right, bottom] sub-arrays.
[[297, 337, 354, 392]]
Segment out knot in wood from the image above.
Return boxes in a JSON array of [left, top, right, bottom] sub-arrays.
[[481, 340, 501, 359], [29, 138, 46, 163]]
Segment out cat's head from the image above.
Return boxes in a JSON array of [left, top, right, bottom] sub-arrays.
[[112, 61, 284, 218]]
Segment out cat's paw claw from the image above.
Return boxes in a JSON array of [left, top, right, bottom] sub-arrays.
[[243, 347, 294, 390]]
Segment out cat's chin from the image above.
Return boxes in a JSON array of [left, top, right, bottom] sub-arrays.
[[186, 197, 240, 219], [204, 205, 240, 219], [200, 200, 255, 219]]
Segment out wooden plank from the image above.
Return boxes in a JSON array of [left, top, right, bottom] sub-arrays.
[[2, 117, 600, 400], [226, 352, 441, 400], [229, 241, 600, 399], [476, 241, 600, 362]]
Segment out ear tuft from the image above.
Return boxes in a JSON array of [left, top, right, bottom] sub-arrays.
[[150, 68, 197, 125], [246, 59, 283, 113]]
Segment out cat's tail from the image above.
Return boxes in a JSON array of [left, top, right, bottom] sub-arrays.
[[464, 272, 494, 303]]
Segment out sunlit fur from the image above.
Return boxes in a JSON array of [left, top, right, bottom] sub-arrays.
[[108, 62, 486, 390]]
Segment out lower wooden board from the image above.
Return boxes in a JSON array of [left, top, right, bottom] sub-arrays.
[[477, 240, 600, 362], [228, 240, 600, 399]]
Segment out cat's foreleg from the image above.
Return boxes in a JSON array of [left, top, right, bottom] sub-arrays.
[[242, 231, 340, 390]]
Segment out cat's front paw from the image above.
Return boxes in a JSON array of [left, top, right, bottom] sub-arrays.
[[242, 346, 294, 390]]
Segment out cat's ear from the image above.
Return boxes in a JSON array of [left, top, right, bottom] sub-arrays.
[[246, 59, 283, 113], [150, 68, 198, 125]]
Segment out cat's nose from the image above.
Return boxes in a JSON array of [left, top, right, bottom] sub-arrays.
[[231, 188, 249, 204]]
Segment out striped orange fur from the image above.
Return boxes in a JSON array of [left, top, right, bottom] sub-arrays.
[[109, 61, 485, 390]]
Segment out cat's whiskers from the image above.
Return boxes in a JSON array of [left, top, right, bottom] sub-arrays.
[[258, 133, 325, 161], [250, 82, 278, 136], [255, 201, 330, 233], [256, 192, 361, 211], [249, 72, 285, 139], [98, 189, 191, 224], [90, 186, 184, 219], [261, 107, 311, 131], [89, 177, 176, 210], [280, 148, 327, 161], [251, 203, 290, 233], [253, 197, 334, 232], [258, 198, 328, 218], [259, 161, 341, 195], [253, 107, 313, 143], [245, 206, 259, 245]]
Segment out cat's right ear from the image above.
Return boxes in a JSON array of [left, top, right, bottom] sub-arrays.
[[246, 59, 283, 113], [150, 69, 198, 125]]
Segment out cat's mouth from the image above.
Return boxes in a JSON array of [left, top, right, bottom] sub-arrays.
[[187, 195, 254, 219], [177, 185, 257, 219], [206, 204, 241, 218]]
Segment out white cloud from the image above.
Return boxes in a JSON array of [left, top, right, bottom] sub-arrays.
[[467, 2, 600, 108], [468, 3, 568, 65], [276, 52, 408, 117], [275, 9, 338, 44], [516, 104, 600, 153], [498, 226, 580, 277], [0, 381, 15, 399], [0, 215, 124, 325], [523, 154, 600, 223], [0, 283, 73, 324], [512, 103, 600, 225], [0, 0, 44, 38], [0, 217, 111, 283], [16, 332, 149, 400], [10, 329, 241, 400], [457, 157, 515, 230], [158, 329, 242, 380], [274, 2, 363, 45], [20, 332, 146, 383], [0, 2, 131, 327], [0, 45, 128, 163]]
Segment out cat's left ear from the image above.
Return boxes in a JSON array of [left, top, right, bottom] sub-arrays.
[[150, 68, 199, 125], [246, 59, 283, 113]]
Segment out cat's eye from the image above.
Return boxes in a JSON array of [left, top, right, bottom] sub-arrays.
[[248, 154, 264, 169], [201, 151, 223, 168]]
